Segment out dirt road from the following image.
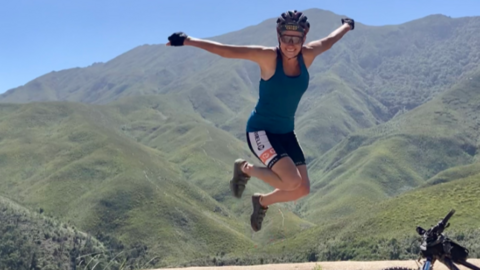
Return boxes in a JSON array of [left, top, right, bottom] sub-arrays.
[[151, 259, 480, 270]]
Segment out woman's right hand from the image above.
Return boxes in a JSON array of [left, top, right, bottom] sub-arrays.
[[167, 32, 189, 46]]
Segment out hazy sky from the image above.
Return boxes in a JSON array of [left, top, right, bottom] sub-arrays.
[[1, 0, 479, 93]]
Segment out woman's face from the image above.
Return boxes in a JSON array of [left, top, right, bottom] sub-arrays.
[[278, 30, 306, 58]]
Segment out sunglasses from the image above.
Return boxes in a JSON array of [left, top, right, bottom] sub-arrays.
[[279, 35, 304, 45]]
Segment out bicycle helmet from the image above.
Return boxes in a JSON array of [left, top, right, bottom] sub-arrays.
[[276, 10, 310, 35]]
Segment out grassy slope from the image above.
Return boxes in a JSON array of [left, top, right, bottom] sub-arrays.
[[257, 68, 480, 260], [250, 170, 480, 263], [0, 102, 258, 267], [350, 170, 480, 238], [221, 66, 480, 264], [158, 49, 480, 265], [299, 67, 480, 223], [96, 94, 316, 244], [0, 195, 113, 270], [351, 15, 480, 111], [133, 67, 480, 265], [0, 99, 317, 267]]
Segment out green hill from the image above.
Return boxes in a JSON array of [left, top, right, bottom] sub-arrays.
[[3, 9, 479, 157], [97, 94, 317, 244], [239, 64, 480, 265], [299, 65, 480, 224], [0, 99, 316, 268], [246, 66, 480, 261], [248, 169, 480, 264], [0, 102, 259, 267], [0, 195, 114, 270], [197, 65, 480, 266]]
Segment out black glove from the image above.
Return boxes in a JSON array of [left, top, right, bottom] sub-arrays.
[[168, 32, 188, 46], [341, 18, 355, 30]]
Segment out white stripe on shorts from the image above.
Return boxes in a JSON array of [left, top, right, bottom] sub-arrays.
[[248, 131, 278, 166]]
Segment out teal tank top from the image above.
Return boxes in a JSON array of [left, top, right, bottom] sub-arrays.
[[246, 48, 310, 134]]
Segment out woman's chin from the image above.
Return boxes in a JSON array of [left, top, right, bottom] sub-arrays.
[[282, 49, 298, 58]]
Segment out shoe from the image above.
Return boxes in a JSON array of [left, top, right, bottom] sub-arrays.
[[230, 159, 250, 198], [250, 193, 268, 232]]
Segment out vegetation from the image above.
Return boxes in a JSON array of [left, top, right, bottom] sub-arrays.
[[0, 102, 259, 268], [0, 196, 113, 270], [253, 171, 480, 264]]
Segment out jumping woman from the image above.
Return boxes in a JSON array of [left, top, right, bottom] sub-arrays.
[[167, 10, 354, 232]]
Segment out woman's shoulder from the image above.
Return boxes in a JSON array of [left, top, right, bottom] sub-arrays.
[[259, 46, 279, 56], [299, 46, 316, 68]]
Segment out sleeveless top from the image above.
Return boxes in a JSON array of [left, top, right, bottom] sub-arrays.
[[246, 48, 310, 134]]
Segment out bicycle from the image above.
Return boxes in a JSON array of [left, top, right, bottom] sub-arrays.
[[382, 209, 479, 270]]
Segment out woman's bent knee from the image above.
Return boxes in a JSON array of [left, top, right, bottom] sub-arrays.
[[285, 176, 303, 190], [290, 183, 310, 201], [298, 183, 310, 197], [271, 157, 303, 190]]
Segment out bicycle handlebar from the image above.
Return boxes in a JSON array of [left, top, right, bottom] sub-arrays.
[[433, 209, 455, 234], [416, 209, 455, 237]]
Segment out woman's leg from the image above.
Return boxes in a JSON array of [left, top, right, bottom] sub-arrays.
[[230, 131, 302, 198], [259, 131, 310, 206], [259, 164, 310, 207], [242, 156, 303, 191], [241, 131, 310, 231], [249, 162, 309, 232]]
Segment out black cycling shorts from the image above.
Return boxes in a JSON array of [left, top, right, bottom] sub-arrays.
[[246, 130, 306, 169]]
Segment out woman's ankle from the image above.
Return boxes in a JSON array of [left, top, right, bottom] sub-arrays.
[[241, 162, 253, 176], [259, 195, 268, 208]]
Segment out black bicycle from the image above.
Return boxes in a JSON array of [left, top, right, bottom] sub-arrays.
[[382, 209, 479, 270]]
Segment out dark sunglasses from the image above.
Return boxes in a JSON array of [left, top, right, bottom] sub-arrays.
[[279, 35, 303, 44]]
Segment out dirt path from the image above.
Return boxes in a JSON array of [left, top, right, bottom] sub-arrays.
[[151, 259, 480, 270]]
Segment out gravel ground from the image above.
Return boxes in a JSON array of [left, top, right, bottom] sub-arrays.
[[150, 259, 480, 270]]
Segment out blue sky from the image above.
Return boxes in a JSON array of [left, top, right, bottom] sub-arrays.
[[1, 0, 479, 93]]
